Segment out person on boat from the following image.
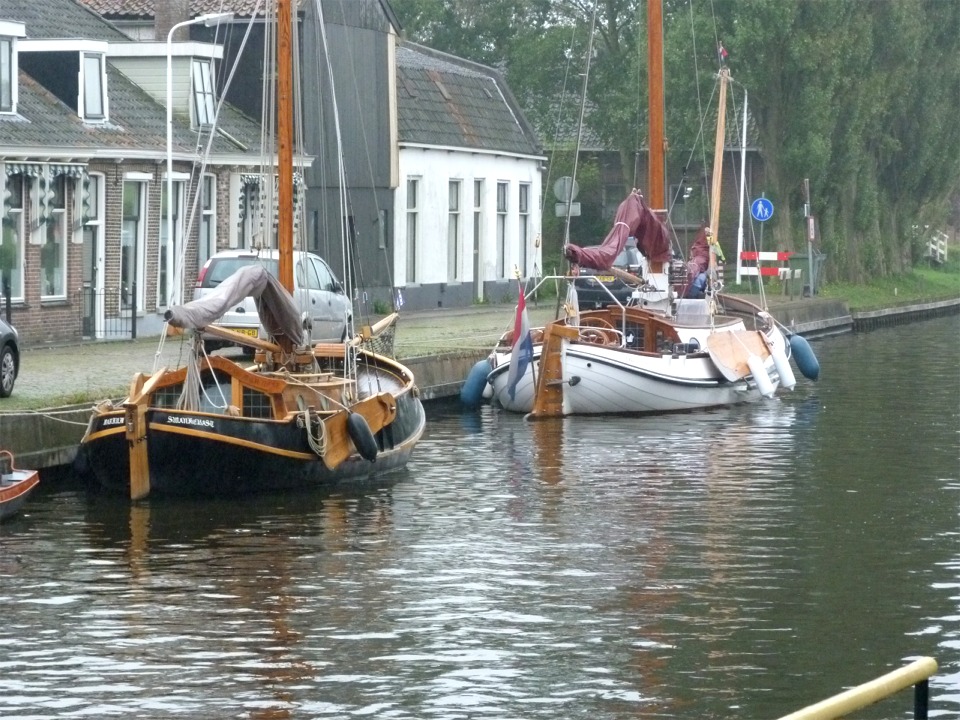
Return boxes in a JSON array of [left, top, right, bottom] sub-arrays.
[[683, 224, 710, 298]]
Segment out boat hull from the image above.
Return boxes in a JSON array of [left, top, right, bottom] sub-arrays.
[[489, 342, 776, 415], [78, 390, 425, 496], [0, 469, 40, 521]]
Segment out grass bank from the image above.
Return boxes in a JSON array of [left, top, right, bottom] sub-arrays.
[[817, 259, 960, 311]]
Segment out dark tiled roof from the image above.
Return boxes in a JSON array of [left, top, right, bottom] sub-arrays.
[[396, 42, 541, 157], [3, 0, 130, 41], [77, 0, 297, 20], [0, 63, 262, 159]]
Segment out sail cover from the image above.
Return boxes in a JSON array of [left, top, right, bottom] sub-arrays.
[[164, 264, 304, 346], [564, 191, 672, 271]]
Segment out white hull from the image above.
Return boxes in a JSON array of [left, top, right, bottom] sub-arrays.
[[489, 338, 779, 415], [485, 302, 792, 417]]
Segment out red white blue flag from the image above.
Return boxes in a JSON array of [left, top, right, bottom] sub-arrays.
[[506, 284, 533, 400]]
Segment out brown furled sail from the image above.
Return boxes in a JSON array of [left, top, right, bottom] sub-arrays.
[[563, 191, 671, 271]]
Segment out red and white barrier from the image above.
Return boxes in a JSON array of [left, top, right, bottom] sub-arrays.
[[739, 251, 793, 277]]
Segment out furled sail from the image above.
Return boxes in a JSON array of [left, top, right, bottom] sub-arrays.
[[164, 264, 304, 346], [563, 190, 672, 271]]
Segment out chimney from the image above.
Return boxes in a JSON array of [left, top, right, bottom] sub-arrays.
[[155, 0, 192, 41]]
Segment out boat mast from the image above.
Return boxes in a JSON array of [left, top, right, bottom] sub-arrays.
[[707, 68, 731, 281], [277, 0, 294, 292], [647, 0, 665, 273]]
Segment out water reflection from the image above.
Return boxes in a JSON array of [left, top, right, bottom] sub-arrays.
[[0, 316, 957, 719]]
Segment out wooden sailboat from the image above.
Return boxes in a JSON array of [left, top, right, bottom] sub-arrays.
[[474, 0, 818, 418], [76, 0, 425, 498]]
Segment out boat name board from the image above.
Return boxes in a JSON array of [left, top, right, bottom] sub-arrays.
[[165, 416, 216, 429]]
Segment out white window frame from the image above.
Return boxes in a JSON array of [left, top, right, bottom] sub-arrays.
[[518, 183, 530, 278], [40, 174, 67, 300], [1, 171, 24, 301], [158, 173, 187, 308], [192, 58, 216, 128], [448, 179, 461, 281], [0, 23, 25, 115], [405, 177, 419, 284], [80, 52, 106, 121], [0, 37, 14, 114], [121, 175, 150, 314], [473, 179, 483, 284], [199, 173, 216, 267], [496, 181, 508, 278]]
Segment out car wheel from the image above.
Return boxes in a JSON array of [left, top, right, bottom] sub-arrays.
[[0, 344, 15, 397]]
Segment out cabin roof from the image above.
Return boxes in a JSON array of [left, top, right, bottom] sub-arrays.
[[396, 41, 542, 157]]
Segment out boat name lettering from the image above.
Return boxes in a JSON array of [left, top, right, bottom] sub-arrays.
[[102, 417, 125, 427], [167, 416, 216, 429]]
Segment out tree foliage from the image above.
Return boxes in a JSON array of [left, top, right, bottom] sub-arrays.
[[392, 0, 960, 281]]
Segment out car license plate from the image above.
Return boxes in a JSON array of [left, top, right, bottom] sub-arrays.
[[230, 327, 259, 337], [595, 275, 614, 283]]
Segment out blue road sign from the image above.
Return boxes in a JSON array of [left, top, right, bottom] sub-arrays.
[[751, 197, 774, 222]]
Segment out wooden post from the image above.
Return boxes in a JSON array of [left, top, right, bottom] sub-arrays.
[[124, 400, 150, 500]]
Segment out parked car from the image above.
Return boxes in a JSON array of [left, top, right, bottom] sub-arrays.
[[0, 317, 19, 398], [574, 239, 644, 310], [193, 249, 351, 350]]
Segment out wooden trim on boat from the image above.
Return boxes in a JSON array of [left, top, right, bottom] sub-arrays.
[[321, 392, 398, 469], [528, 322, 580, 419]]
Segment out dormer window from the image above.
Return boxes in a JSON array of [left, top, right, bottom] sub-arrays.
[[192, 58, 215, 127], [81, 53, 105, 120], [18, 38, 109, 123], [0, 21, 26, 115], [0, 38, 13, 112]]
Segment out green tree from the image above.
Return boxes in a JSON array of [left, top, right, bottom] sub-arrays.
[[392, 0, 960, 282]]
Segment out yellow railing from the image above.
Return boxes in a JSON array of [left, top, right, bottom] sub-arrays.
[[777, 657, 938, 720]]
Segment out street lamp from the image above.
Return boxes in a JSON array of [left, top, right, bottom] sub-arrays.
[[166, 11, 233, 306]]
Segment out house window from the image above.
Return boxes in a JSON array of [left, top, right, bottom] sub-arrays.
[[121, 180, 146, 312], [40, 175, 67, 299], [0, 38, 13, 113], [496, 181, 508, 278], [192, 58, 216, 127], [238, 178, 263, 249], [0, 173, 23, 301], [378, 209, 388, 250], [199, 174, 216, 267], [158, 178, 183, 308], [518, 183, 530, 278], [473, 180, 483, 281], [81, 53, 105, 120], [406, 178, 418, 283], [448, 180, 461, 281]]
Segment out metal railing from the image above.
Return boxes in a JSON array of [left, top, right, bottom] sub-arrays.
[[776, 656, 938, 720], [75, 286, 138, 340]]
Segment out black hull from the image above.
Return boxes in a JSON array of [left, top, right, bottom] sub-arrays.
[[79, 393, 425, 497]]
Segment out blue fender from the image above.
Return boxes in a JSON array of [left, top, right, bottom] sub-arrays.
[[789, 334, 820, 381], [347, 412, 379, 462], [460, 358, 492, 408]]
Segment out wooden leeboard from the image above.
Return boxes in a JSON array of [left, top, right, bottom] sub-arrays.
[[321, 392, 397, 469], [706, 330, 771, 382]]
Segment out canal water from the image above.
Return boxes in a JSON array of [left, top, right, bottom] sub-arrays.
[[1, 315, 958, 719]]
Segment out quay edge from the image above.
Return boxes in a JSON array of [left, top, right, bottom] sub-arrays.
[[2, 296, 957, 474]]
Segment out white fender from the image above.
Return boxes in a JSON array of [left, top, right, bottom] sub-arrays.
[[747, 354, 776, 399], [770, 342, 797, 390]]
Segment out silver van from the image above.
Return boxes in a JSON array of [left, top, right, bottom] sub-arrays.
[[193, 249, 351, 349]]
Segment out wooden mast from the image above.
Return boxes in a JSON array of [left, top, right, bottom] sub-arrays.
[[707, 68, 730, 279], [277, 0, 294, 293], [647, 0, 665, 273]]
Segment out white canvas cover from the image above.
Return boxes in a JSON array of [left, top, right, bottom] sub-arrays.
[[164, 264, 304, 346]]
